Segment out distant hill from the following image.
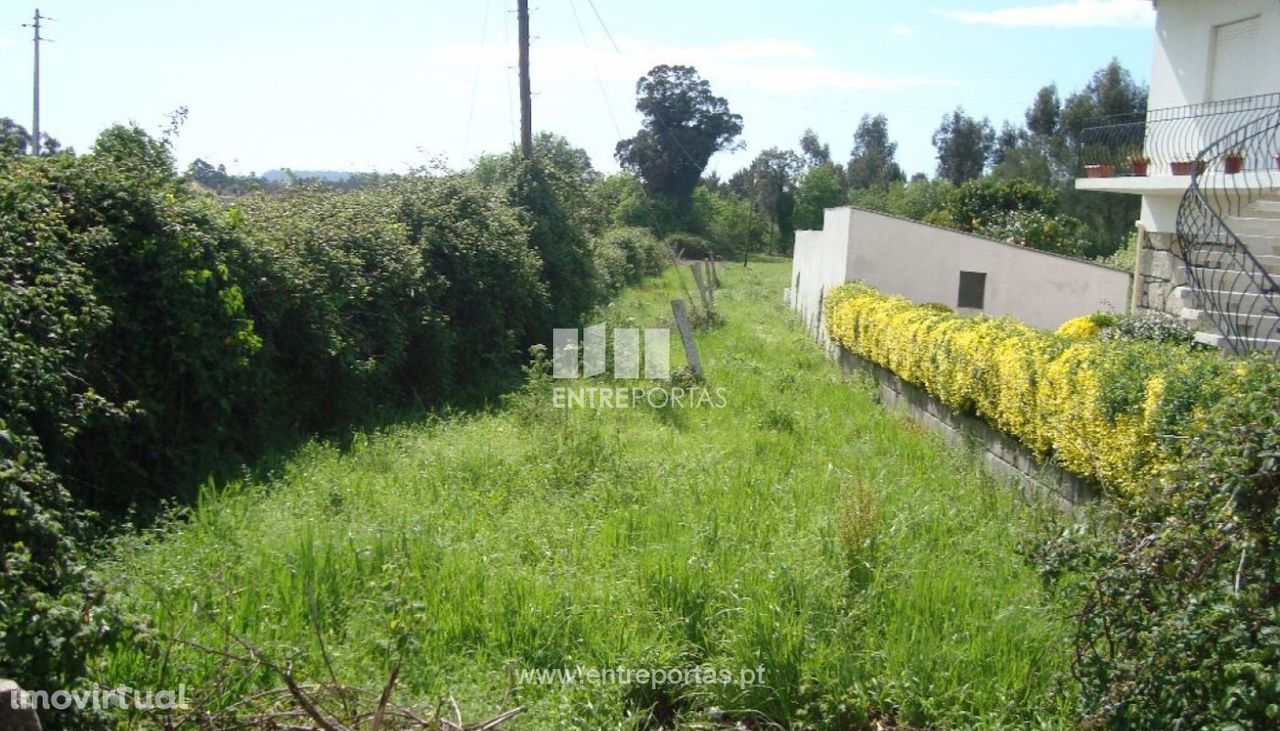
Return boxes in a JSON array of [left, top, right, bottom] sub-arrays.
[[259, 169, 358, 184]]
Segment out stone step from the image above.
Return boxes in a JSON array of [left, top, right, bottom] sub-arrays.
[[1192, 329, 1280, 354], [1241, 201, 1280, 219], [1173, 284, 1280, 310], [1194, 235, 1280, 257], [1223, 216, 1280, 237], [1186, 265, 1280, 291], [1186, 250, 1280, 276], [1233, 203, 1280, 220], [1181, 307, 1280, 337]]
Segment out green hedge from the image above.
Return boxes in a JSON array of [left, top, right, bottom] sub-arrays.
[[824, 282, 1269, 497], [0, 125, 614, 722]]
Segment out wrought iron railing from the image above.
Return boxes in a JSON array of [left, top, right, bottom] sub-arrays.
[[1175, 102, 1280, 356], [1078, 93, 1280, 178]]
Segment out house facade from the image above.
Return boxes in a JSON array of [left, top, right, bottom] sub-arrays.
[[1076, 0, 1280, 353]]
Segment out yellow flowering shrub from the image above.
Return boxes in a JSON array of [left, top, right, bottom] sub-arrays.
[[825, 283, 1236, 497], [1056, 316, 1101, 339]]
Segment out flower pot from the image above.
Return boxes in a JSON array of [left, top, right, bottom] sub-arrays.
[[1171, 160, 1206, 176], [1130, 161, 1149, 177], [1224, 156, 1246, 174], [1085, 164, 1116, 178]]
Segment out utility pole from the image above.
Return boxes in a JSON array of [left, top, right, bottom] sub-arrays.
[[23, 9, 46, 156], [516, 0, 533, 160]]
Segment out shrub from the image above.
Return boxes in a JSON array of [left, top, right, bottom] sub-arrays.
[[0, 150, 123, 730], [976, 209, 1088, 257], [14, 126, 262, 511], [945, 177, 1059, 232], [234, 176, 547, 430], [1056, 315, 1102, 339], [664, 232, 718, 260], [592, 227, 670, 294], [1032, 354, 1280, 729], [825, 283, 1237, 496], [1102, 310, 1197, 346]]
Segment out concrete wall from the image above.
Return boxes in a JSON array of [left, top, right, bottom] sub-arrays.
[[1149, 0, 1280, 110], [838, 349, 1097, 510], [788, 207, 853, 343], [791, 207, 1132, 331]]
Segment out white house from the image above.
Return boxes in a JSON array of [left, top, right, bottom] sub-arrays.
[[1076, 0, 1280, 353]]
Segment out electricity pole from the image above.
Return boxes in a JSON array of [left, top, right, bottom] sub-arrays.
[[517, 0, 532, 160], [23, 9, 47, 156]]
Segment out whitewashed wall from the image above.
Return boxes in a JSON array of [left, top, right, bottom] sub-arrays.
[[789, 207, 1133, 332]]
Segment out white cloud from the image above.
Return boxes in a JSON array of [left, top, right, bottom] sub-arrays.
[[889, 24, 917, 37], [940, 0, 1154, 28], [426, 35, 956, 94]]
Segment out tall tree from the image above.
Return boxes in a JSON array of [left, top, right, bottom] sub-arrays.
[[1060, 59, 1148, 143], [729, 148, 801, 249], [992, 122, 1022, 167], [615, 65, 743, 213], [847, 114, 905, 190], [799, 128, 832, 168], [932, 108, 995, 185], [793, 163, 845, 231], [0, 118, 31, 156], [1026, 84, 1062, 138]]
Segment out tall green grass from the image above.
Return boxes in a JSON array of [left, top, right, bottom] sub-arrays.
[[97, 261, 1071, 729]]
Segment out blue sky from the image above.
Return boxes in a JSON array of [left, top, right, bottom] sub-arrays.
[[0, 0, 1155, 178]]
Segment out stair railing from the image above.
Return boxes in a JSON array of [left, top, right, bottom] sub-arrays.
[[1175, 102, 1280, 356]]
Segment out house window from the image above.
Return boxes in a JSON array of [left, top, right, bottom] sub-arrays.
[[957, 271, 986, 310], [1210, 16, 1261, 102]]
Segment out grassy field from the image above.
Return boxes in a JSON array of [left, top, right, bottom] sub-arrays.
[[98, 260, 1071, 729]]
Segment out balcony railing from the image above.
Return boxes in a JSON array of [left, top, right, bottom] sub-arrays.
[[1077, 93, 1280, 178]]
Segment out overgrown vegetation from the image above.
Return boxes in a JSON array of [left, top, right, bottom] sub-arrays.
[[0, 123, 683, 729], [826, 283, 1280, 730], [1031, 355, 1280, 729], [98, 262, 1071, 730]]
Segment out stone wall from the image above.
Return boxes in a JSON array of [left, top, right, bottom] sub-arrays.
[[1132, 224, 1187, 316], [836, 348, 1098, 510]]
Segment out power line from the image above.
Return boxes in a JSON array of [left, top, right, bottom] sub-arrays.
[[583, 0, 620, 54], [462, 0, 493, 160], [503, 0, 517, 147], [566, 0, 621, 140]]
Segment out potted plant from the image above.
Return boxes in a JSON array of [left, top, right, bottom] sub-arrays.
[[1171, 157, 1207, 176], [1126, 153, 1151, 177], [1224, 149, 1246, 174], [1085, 163, 1117, 178]]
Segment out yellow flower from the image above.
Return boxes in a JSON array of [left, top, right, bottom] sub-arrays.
[[1056, 316, 1100, 339]]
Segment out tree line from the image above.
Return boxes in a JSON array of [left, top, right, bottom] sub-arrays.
[[605, 59, 1147, 261]]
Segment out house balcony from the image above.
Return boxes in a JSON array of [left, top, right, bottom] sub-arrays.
[[1073, 93, 1280, 195]]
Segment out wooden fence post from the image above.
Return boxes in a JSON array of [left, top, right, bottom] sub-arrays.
[[670, 299, 704, 380], [690, 262, 713, 311]]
